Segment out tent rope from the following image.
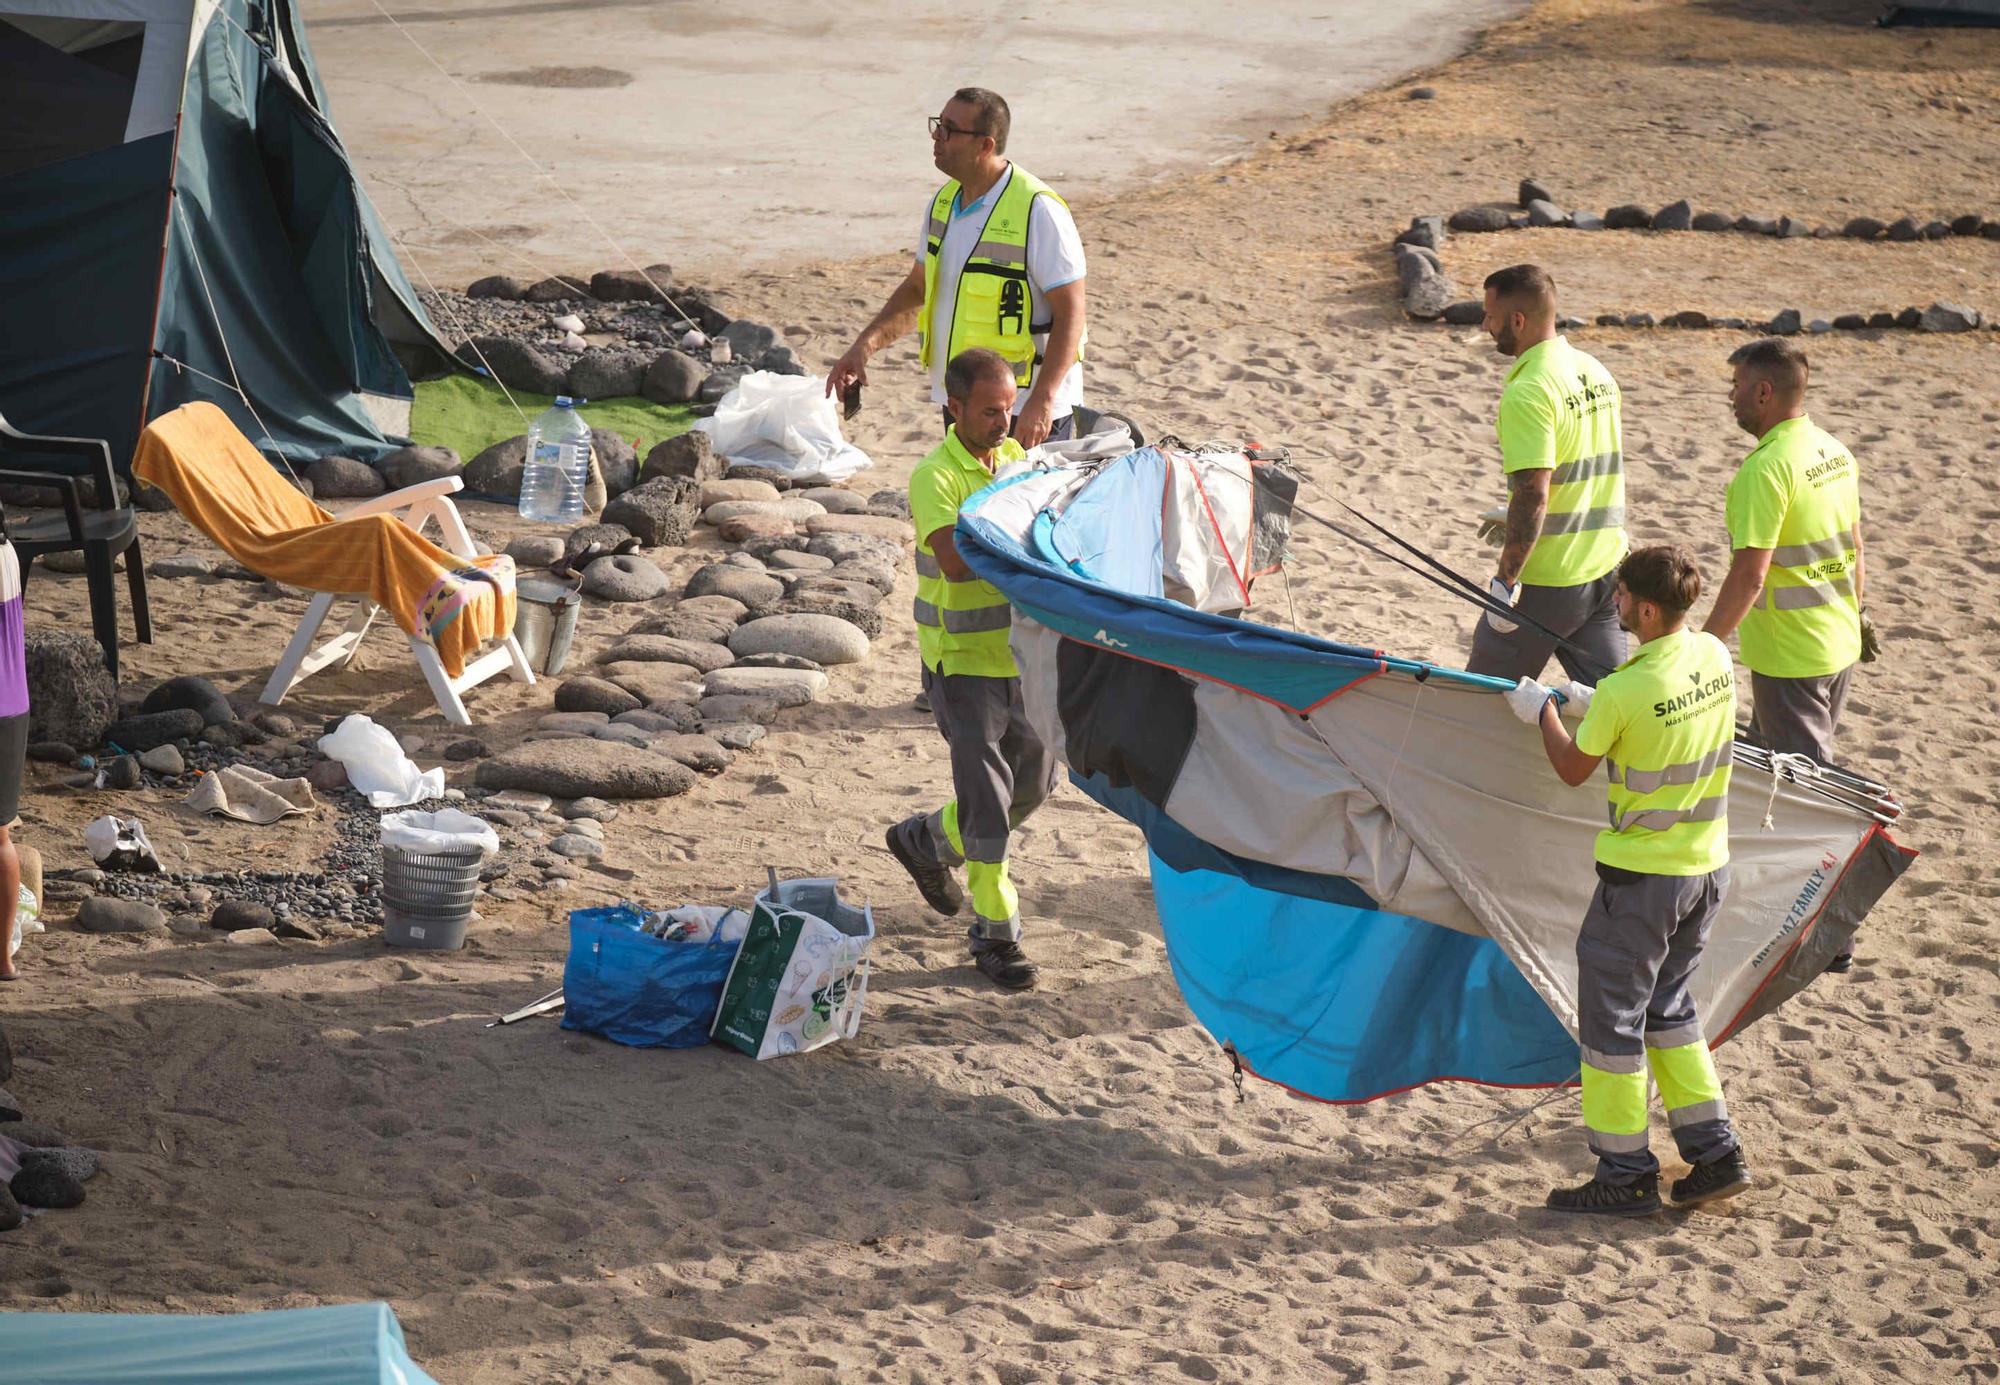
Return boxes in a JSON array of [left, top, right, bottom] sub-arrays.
[[359, 0, 696, 326], [169, 201, 299, 482], [1759, 751, 1822, 830]]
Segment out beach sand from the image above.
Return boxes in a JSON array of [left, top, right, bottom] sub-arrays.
[[3, 2, 1997, 1379]]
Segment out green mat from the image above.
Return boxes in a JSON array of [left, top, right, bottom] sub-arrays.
[[409, 374, 696, 463]]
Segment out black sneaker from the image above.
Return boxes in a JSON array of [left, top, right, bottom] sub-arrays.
[[1671, 1150, 1752, 1208], [914, 689, 932, 714], [1545, 1173, 1662, 1217], [969, 934, 1039, 991], [885, 820, 963, 917]]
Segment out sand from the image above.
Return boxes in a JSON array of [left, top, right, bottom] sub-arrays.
[[3, 1, 1997, 1380]]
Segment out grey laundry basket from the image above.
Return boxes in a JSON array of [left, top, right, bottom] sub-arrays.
[[381, 844, 484, 950]]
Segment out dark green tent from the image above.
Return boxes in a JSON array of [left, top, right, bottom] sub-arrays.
[[0, 0, 457, 469]]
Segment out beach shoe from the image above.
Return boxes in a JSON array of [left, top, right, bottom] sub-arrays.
[[1545, 1173, 1662, 1217], [969, 934, 1039, 991], [1671, 1150, 1752, 1208], [914, 688, 932, 714], [885, 819, 963, 917]]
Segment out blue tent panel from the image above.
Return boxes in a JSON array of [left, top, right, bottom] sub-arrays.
[[1075, 771, 1579, 1101], [0, 1301, 439, 1385]]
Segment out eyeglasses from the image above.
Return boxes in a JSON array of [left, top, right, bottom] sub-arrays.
[[928, 116, 987, 141]]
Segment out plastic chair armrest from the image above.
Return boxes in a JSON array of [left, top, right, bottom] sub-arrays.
[[0, 425, 118, 510], [337, 474, 465, 521], [0, 467, 86, 542]]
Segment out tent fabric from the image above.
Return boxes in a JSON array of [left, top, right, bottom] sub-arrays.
[[0, 1302, 439, 1385], [0, 0, 457, 470], [957, 451, 1916, 1104]]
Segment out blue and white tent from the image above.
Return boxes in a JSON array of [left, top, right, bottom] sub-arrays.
[[0, 0, 454, 469], [0, 1302, 439, 1384], [957, 442, 1916, 1103]]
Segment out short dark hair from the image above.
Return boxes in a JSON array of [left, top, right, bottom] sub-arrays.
[[1483, 263, 1557, 313], [1728, 337, 1809, 395], [944, 348, 1015, 402], [1619, 544, 1703, 616], [951, 87, 1010, 154]]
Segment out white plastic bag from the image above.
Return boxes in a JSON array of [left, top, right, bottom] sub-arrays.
[[316, 714, 443, 807], [692, 371, 872, 484], [641, 904, 750, 945], [380, 808, 500, 858]]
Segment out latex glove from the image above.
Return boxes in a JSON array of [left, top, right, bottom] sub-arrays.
[[1484, 576, 1521, 634], [1476, 505, 1509, 546], [1505, 676, 1555, 725], [1859, 611, 1881, 664], [1557, 680, 1595, 718]]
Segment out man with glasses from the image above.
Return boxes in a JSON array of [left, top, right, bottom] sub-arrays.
[[827, 87, 1087, 451]]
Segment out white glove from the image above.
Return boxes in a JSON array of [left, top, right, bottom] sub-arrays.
[[1505, 676, 1555, 726], [1476, 505, 1508, 546], [1557, 681, 1595, 718], [1484, 576, 1521, 634]]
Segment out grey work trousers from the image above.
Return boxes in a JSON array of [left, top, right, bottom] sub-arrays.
[[1467, 569, 1627, 686], [1576, 865, 1742, 1185], [910, 666, 1058, 940], [1751, 666, 1854, 764]]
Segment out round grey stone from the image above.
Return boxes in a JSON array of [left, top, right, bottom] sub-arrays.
[[21, 1146, 99, 1184], [504, 535, 565, 568], [76, 898, 168, 934], [555, 676, 643, 716], [549, 833, 605, 860], [305, 455, 387, 499], [684, 563, 784, 608], [212, 899, 275, 932], [703, 665, 828, 706], [582, 553, 672, 602], [728, 614, 869, 666], [475, 739, 697, 799], [600, 634, 734, 672], [378, 444, 462, 491]]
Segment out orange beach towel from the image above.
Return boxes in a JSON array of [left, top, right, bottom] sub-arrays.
[[133, 403, 515, 679]]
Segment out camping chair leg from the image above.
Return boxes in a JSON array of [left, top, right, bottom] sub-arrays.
[[125, 534, 153, 643], [334, 601, 381, 670], [85, 543, 120, 680], [412, 638, 473, 726]]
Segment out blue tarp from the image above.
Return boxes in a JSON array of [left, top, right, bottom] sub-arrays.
[[0, 1302, 439, 1385]]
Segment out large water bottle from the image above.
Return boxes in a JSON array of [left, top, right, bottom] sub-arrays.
[[518, 396, 592, 522]]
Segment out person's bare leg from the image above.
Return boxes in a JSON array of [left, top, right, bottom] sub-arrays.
[[0, 827, 19, 980]]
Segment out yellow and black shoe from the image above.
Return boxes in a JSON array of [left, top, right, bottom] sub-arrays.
[[1671, 1150, 1752, 1208], [1545, 1173, 1662, 1217]]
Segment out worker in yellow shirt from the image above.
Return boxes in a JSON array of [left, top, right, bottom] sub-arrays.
[[1470, 264, 1628, 684], [1506, 545, 1751, 1217], [1702, 338, 1868, 765], [884, 349, 1058, 991]]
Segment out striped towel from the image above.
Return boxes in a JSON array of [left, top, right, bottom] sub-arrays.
[[133, 403, 515, 679]]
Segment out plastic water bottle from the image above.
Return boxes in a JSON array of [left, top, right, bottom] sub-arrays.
[[518, 396, 592, 522]]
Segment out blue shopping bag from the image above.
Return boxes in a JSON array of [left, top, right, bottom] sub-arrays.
[[560, 905, 742, 1048]]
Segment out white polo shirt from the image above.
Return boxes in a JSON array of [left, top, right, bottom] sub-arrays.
[[916, 165, 1086, 417]]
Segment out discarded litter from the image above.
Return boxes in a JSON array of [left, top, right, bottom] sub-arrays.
[[316, 714, 443, 808], [710, 872, 874, 1060], [84, 816, 163, 874]]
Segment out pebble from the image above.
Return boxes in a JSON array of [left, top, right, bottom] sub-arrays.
[[102, 755, 142, 790], [600, 634, 734, 673], [487, 790, 556, 813], [549, 833, 605, 860], [211, 900, 275, 932], [75, 898, 167, 933], [20, 1146, 99, 1184], [708, 722, 766, 751], [224, 927, 283, 945], [563, 797, 619, 821], [581, 554, 672, 602], [565, 817, 605, 840], [138, 743, 185, 776], [703, 666, 828, 706], [10, 1164, 84, 1210], [728, 613, 869, 666]]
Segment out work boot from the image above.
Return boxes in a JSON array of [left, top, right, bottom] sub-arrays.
[[1824, 951, 1854, 974], [1671, 1150, 1752, 1208], [914, 688, 932, 715], [885, 820, 963, 917], [1545, 1173, 1662, 1218], [969, 933, 1039, 991]]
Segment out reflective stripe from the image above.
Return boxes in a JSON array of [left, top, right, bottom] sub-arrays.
[[1540, 503, 1625, 537], [1608, 793, 1727, 833], [915, 551, 941, 579], [1768, 575, 1854, 611], [1772, 534, 1851, 567], [926, 216, 947, 238], [1587, 1128, 1653, 1154], [1667, 1098, 1729, 1128], [1645, 1022, 1706, 1050], [915, 595, 1010, 633], [1606, 742, 1735, 795], [1550, 450, 1624, 485], [1581, 1046, 1646, 1075], [968, 238, 1027, 267], [942, 604, 1010, 634]]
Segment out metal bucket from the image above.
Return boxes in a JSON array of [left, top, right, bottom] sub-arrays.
[[514, 575, 583, 675]]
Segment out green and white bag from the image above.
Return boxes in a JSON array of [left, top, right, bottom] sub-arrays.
[[711, 873, 874, 1059]]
